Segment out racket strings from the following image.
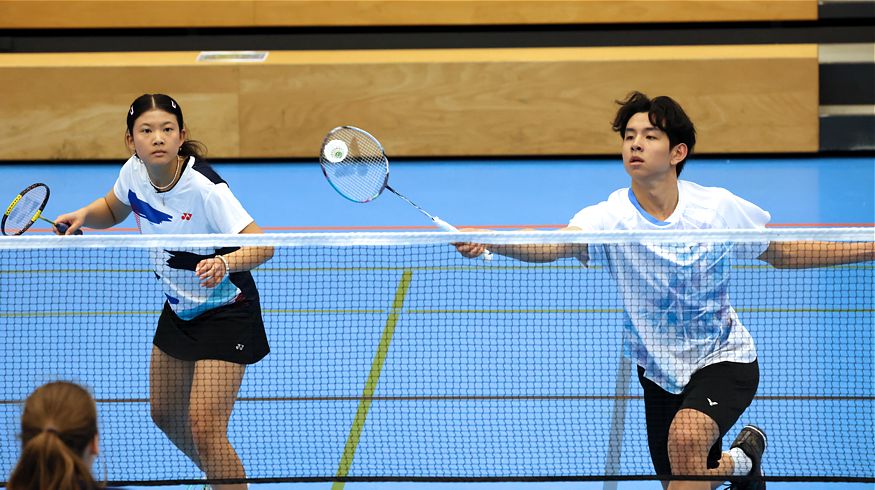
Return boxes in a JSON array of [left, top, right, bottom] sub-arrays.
[[5, 188, 47, 234], [321, 129, 389, 203]]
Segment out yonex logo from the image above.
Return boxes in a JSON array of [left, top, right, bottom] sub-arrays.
[[236, 344, 244, 351], [180, 213, 193, 220]]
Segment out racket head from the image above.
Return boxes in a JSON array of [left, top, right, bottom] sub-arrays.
[[2, 183, 50, 236], [319, 126, 390, 203]]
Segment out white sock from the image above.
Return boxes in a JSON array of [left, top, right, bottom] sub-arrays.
[[729, 447, 753, 476]]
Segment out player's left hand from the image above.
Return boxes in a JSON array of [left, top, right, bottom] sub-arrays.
[[196, 257, 226, 288]]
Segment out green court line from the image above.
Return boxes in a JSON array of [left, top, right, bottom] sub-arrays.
[[408, 308, 626, 314], [266, 309, 385, 315], [737, 308, 875, 313], [332, 269, 413, 490], [3, 307, 872, 318], [258, 265, 591, 272], [733, 264, 875, 270], [410, 308, 874, 314], [3, 264, 873, 275], [0, 311, 161, 317], [0, 269, 152, 274], [0, 309, 385, 318], [0, 264, 589, 274]]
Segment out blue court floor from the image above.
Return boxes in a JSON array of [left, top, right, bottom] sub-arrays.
[[0, 156, 872, 490]]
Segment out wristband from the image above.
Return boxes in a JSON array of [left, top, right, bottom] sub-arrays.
[[216, 254, 231, 276]]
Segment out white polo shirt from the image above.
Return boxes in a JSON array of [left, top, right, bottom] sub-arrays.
[[569, 180, 771, 394], [113, 155, 255, 320]]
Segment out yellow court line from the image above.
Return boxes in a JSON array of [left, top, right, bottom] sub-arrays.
[[332, 269, 413, 490]]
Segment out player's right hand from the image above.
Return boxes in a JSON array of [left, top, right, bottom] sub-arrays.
[[451, 228, 488, 259], [53, 211, 85, 235], [454, 242, 487, 259]]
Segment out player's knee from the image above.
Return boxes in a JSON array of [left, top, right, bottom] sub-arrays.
[[189, 412, 227, 451], [667, 428, 710, 474], [150, 402, 182, 434]]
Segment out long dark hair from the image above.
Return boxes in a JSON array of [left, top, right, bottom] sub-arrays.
[[126, 93, 207, 160], [611, 91, 697, 176], [8, 381, 100, 490]]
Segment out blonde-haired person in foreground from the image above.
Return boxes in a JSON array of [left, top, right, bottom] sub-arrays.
[[8, 381, 103, 490]]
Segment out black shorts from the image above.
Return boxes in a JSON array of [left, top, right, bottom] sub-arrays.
[[154, 298, 270, 365], [638, 359, 759, 475]]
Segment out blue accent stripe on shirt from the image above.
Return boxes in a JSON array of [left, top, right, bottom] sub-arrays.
[[628, 188, 671, 226]]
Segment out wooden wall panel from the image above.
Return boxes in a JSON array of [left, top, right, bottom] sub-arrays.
[[0, 53, 241, 160], [0, 0, 817, 29], [0, 45, 818, 160], [238, 46, 818, 158], [0, 1, 254, 28], [254, 1, 818, 26]]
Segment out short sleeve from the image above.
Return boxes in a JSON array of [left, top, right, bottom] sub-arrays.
[[722, 192, 771, 230], [203, 184, 254, 234], [568, 203, 608, 266], [722, 191, 771, 259], [568, 203, 607, 232], [112, 157, 136, 206]]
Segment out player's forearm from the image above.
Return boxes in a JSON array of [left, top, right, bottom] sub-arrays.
[[455, 227, 586, 263], [80, 197, 121, 229], [221, 246, 274, 272], [487, 243, 578, 263], [760, 241, 875, 268]]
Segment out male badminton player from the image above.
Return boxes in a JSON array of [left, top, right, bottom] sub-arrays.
[[456, 92, 875, 490]]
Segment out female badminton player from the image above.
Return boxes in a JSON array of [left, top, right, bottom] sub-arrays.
[[55, 94, 273, 490]]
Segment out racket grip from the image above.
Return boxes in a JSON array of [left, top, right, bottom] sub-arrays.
[[431, 216, 459, 233], [433, 217, 493, 261], [55, 223, 84, 235]]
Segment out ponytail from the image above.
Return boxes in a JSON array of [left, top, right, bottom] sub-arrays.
[[7, 382, 100, 490], [179, 139, 208, 161], [9, 430, 98, 490]]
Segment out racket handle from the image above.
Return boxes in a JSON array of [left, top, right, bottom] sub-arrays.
[[431, 216, 459, 233], [432, 217, 493, 261], [55, 222, 84, 235]]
